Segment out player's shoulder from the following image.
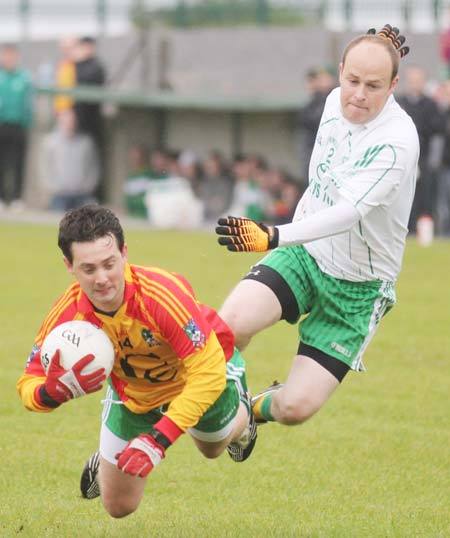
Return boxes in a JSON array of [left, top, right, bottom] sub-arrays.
[[389, 97, 417, 125], [130, 263, 195, 298], [370, 97, 419, 146], [131, 263, 180, 282], [56, 282, 81, 305], [316, 87, 341, 128], [323, 87, 341, 113], [43, 283, 80, 329]]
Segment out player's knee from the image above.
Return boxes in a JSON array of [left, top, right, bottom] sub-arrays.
[[102, 495, 140, 519], [276, 395, 322, 425], [233, 332, 252, 351], [197, 444, 223, 459], [220, 312, 253, 350]]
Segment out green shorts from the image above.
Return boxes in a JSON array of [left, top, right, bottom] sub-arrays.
[[253, 245, 396, 371], [102, 348, 246, 442]]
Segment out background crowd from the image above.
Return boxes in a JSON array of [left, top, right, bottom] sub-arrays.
[[123, 145, 304, 227], [2, 33, 450, 238]]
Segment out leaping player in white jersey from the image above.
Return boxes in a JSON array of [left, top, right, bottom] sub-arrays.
[[215, 25, 419, 426]]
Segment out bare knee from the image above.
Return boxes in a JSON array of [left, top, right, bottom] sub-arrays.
[[232, 330, 252, 351], [274, 393, 324, 425], [218, 308, 253, 350], [98, 458, 145, 519], [272, 355, 341, 425], [198, 445, 223, 459], [102, 495, 140, 519], [192, 438, 226, 459], [219, 280, 282, 350]]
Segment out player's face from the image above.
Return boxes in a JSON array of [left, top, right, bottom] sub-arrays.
[[339, 41, 399, 124], [64, 234, 128, 312]]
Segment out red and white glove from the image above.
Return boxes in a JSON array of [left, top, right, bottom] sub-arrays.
[[116, 433, 166, 478], [37, 349, 106, 406]]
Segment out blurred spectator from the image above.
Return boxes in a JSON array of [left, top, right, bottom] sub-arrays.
[[0, 43, 33, 211], [73, 36, 106, 201], [246, 153, 268, 184], [53, 36, 78, 115], [166, 149, 182, 177], [439, 26, 450, 77], [123, 144, 153, 219], [145, 149, 203, 229], [123, 146, 186, 220], [278, 176, 303, 223], [40, 108, 99, 211], [197, 150, 233, 221], [297, 67, 336, 181], [264, 167, 302, 225], [178, 149, 202, 194], [145, 175, 203, 229], [397, 66, 445, 233], [73, 37, 106, 143], [149, 147, 170, 179], [228, 154, 268, 221], [433, 79, 450, 236], [121, 146, 301, 228]]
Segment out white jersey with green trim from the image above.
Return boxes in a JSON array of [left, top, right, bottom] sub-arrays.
[[297, 87, 419, 282]]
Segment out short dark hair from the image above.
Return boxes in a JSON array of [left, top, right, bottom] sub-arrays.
[[58, 204, 125, 264], [80, 36, 96, 45]]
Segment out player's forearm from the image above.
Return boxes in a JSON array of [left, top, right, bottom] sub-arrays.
[[16, 374, 56, 412], [277, 198, 361, 246]]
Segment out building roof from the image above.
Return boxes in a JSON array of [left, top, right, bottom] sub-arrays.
[[37, 84, 304, 111]]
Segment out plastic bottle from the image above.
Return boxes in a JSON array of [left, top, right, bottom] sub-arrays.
[[416, 214, 434, 247]]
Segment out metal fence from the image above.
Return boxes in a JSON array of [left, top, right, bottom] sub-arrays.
[[1, 0, 450, 41], [295, 0, 450, 31]]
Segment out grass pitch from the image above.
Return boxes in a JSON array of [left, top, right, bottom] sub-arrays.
[[1, 219, 449, 538]]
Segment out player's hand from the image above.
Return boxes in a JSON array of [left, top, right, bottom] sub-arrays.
[[116, 433, 166, 478], [44, 350, 106, 403], [216, 216, 279, 252]]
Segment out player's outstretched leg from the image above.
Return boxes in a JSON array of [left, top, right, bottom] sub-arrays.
[[226, 390, 257, 462], [252, 381, 283, 424], [80, 451, 101, 499]]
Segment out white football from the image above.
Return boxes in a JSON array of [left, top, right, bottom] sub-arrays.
[[40, 320, 115, 376]]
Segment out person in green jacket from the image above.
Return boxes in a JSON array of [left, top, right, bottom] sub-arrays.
[[0, 43, 33, 211]]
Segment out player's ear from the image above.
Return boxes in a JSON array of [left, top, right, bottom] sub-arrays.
[[63, 256, 74, 275], [121, 243, 128, 262], [338, 62, 344, 81], [390, 75, 400, 93]]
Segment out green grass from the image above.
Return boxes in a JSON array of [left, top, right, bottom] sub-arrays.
[[1, 220, 450, 537]]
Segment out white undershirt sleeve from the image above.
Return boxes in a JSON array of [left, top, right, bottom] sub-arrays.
[[277, 198, 361, 247]]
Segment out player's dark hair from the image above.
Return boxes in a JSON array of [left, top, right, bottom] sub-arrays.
[[58, 204, 125, 263], [80, 36, 96, 45], [0, 42, 17, 51]]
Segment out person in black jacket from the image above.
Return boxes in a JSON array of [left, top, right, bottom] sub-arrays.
[[296, 67, 336, 182], [73, 37, 106, 200], [74, 37, 105, 147], [397, 66, 445, 233]]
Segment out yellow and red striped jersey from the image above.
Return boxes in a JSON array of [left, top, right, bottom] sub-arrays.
[[17, 264, 235, 432]]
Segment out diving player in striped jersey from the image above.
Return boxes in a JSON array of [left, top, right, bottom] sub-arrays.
[[17, 204, 256, 518]]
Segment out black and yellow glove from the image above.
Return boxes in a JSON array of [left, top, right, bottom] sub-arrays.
[[216, 216, 279, 252]]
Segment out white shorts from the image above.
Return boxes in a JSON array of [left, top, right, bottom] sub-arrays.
[[99, 417, 236, 465]]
